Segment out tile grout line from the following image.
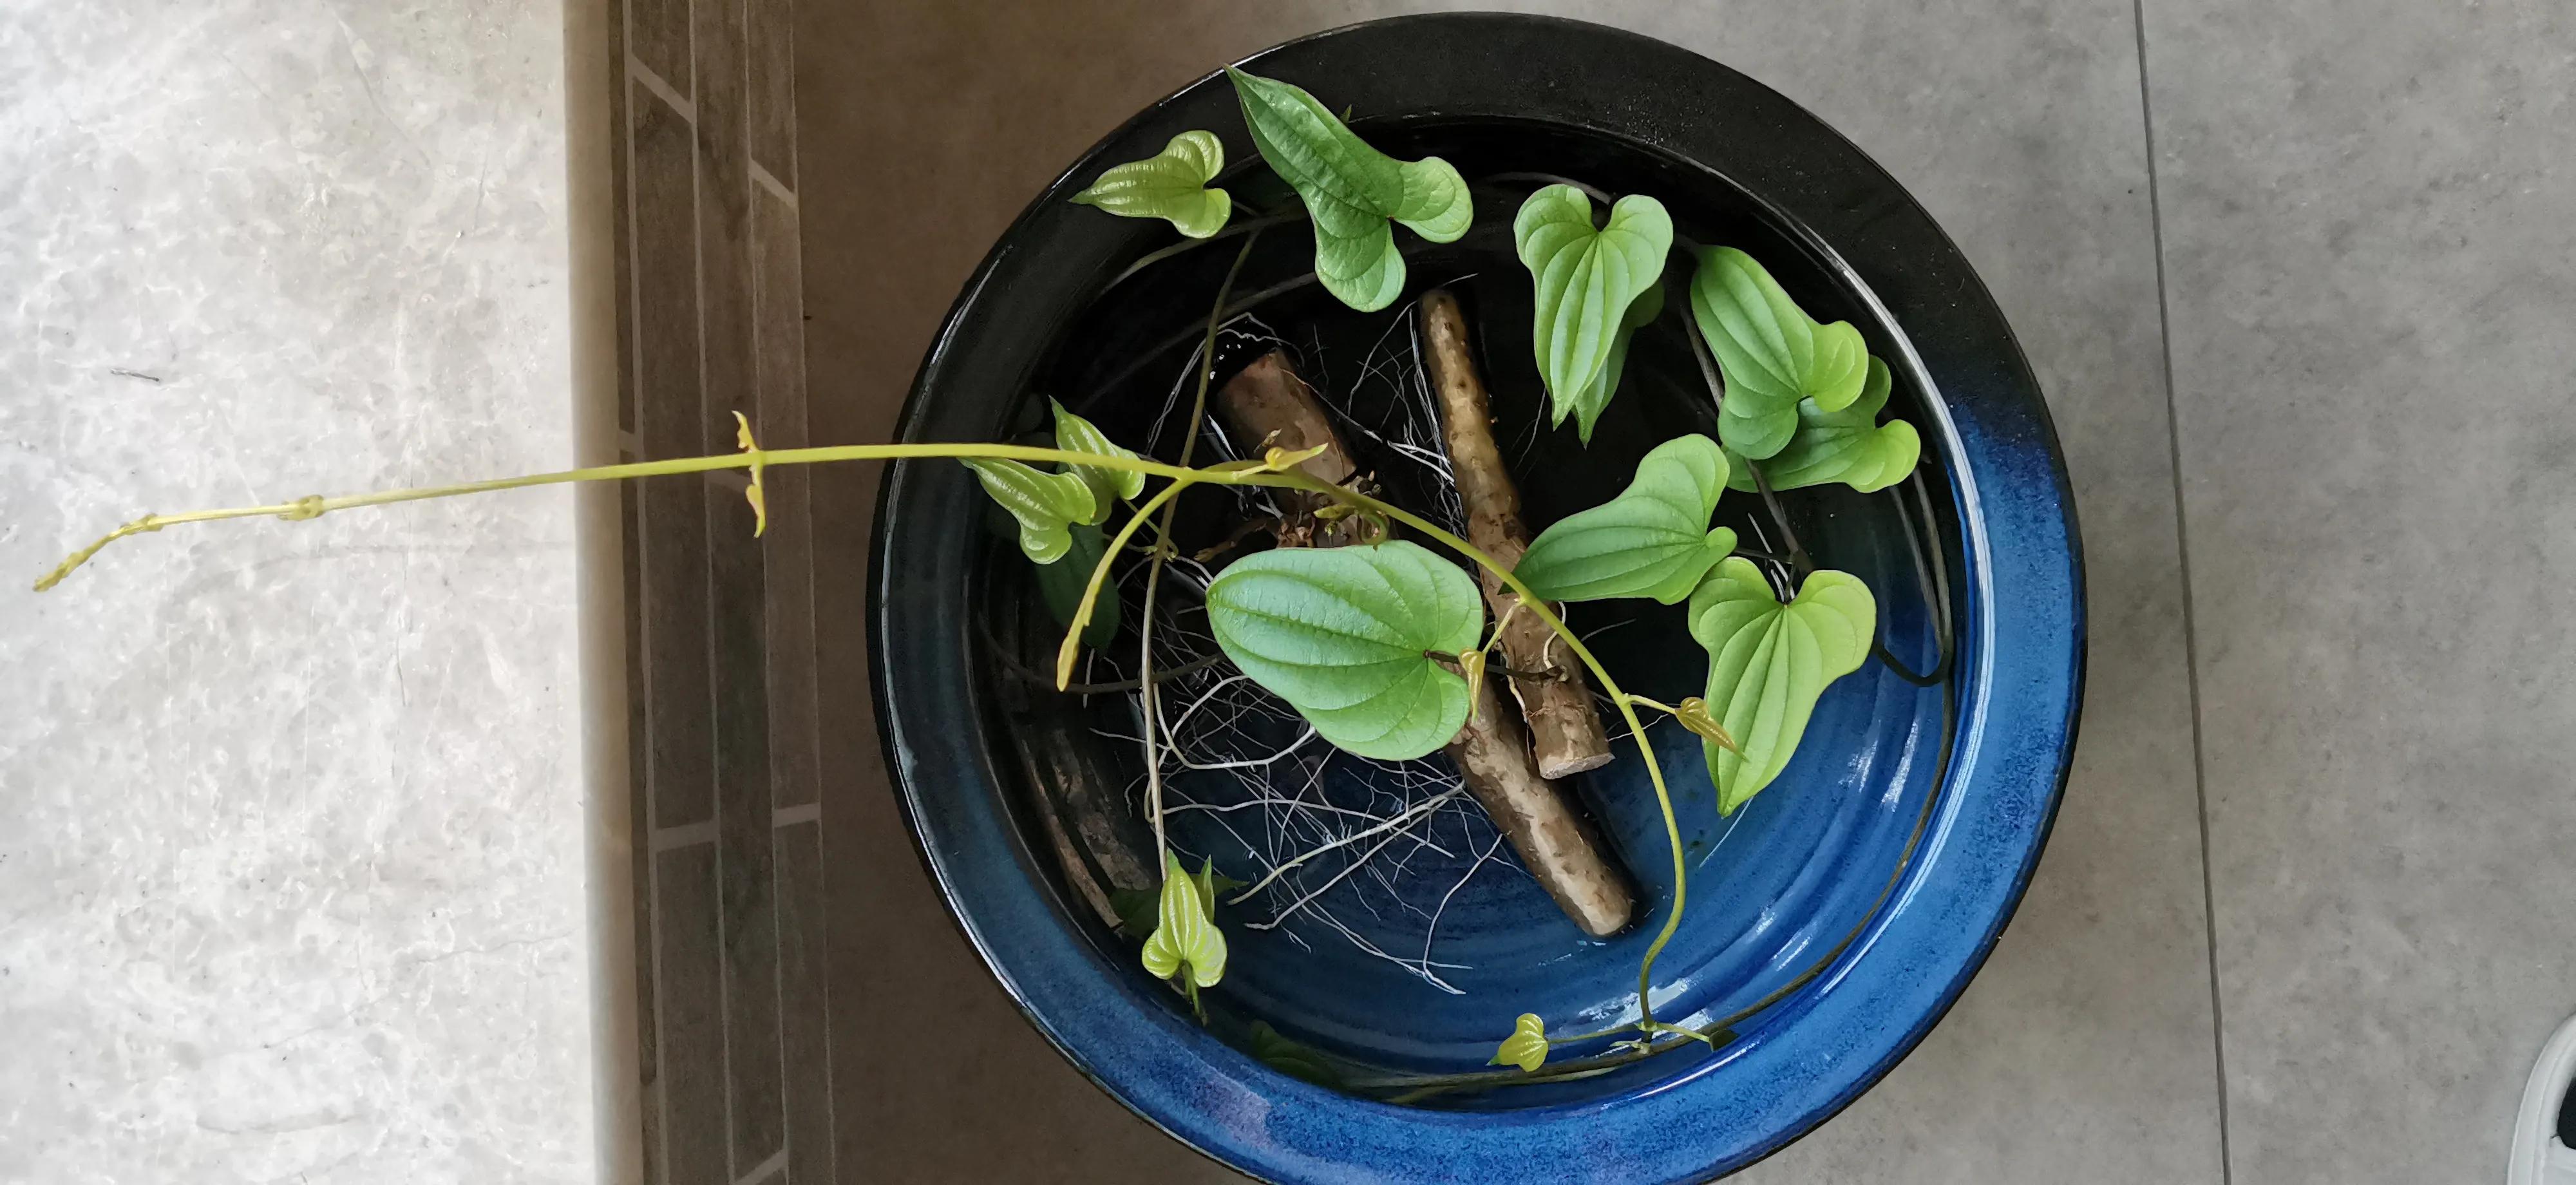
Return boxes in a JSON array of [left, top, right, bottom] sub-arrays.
[[750, 160, 796, 209], [2131, 1, 2233, 1181], [730, 1145, 787, 1185], [647, 801, 811, 850], [630, 57, 695, 125], [616, 9, 679, 1180], [735, 0, 798, 1169], [681, 0, 738, 1172], [772, 801, 819, 828], [772, 8, 836, 1173], [654, 820, 719, 851]]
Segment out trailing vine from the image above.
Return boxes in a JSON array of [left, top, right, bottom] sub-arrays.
[[34, 66, 1944, 1094]]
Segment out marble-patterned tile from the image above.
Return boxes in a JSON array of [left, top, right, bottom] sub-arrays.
[[0, 2, 585, 1182], [802, 1, 2217, 1180], [2139, 1, 2576, 1179]]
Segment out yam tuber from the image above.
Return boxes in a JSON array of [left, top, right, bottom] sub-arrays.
[[1417, 290, 1615, 779]]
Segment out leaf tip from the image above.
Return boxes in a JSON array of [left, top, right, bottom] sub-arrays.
[[1459, 649, 1488, 716], [1054, 631, 1081, 690], [1260, 442, 1329, 473]]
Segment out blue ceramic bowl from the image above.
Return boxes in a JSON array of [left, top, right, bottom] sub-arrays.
[[871, 15, 2083, 1183]]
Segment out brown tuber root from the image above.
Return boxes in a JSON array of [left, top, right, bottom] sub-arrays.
[[1417, 290, 1616, 780], [1220, 346, 1633, 938], [1444, 668, 1634, 937], [1215, 350, 1368, 547]]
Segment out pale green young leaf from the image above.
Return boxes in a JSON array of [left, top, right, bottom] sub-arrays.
[[1115, 864, 1238, 937], [1690, 247, 1871, 460], [1391, 156, 1473, 242], [1672, 696, 1738, 753], [960, 459, 1098, 565], [1050, 399, 1147, 507], [1687, 559, 1877, 814], [1723, 356, 1920, 495], [1204, 540, 1484, 760], [1225, 68, 1470, 312], [1490, 1013, 1548, 1072], [1513, 435, 1738, 604], [1191, 858, 1247, 909], [1032, 520, 1119, 647], [1141, 852, 1228, 988], [1069, 130, 1233, 239], [1515, 186, 1673, 439]]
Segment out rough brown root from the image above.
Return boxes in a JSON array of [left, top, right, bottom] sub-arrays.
[[1444, 676, 1635, 937], [1220, 345, 1633, 938], [1215, 350, 1367, 547], [1416, 289, 1615, 779]]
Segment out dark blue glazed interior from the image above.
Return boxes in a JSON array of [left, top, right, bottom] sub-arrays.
[[871, 15, 2081, 1183], [1010, 193, 1957, 1096]]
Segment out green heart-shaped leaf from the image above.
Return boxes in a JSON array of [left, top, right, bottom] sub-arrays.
[[961, 459, 1098, 565], [1515, 186, 1673, 441], [1204, 540, 1484, 760], [1032, 520, 1119, 647], [1050, 399, 1146, 507], [1513, 435, 1738, 604], [1110, 885, 1157, 937], [1249, 1021, 1343, 1087], [1724, 356, 1920, 495], [1690, 247, 1870, 460], [1141, 853, 1228, 988], [1226, 69, 1470, 312], [1688, 558, 1877, 814], [1575, 276, 1665, 443], [1490, 1012, 1548, 1072], [1070, 130, 1233, 239]]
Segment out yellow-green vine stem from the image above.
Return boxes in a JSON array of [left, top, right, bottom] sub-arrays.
[[33, 444, 1245, 594], [1136, 231, 1261, 862], [1056, 475, 1197, 689], [41, 433, 1697, 1039]]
